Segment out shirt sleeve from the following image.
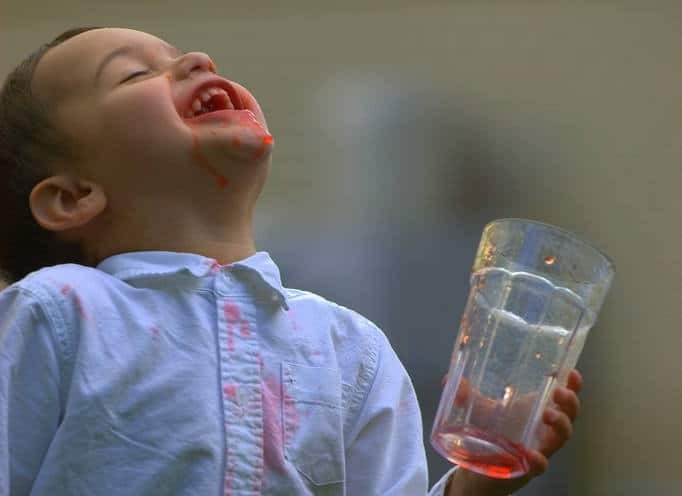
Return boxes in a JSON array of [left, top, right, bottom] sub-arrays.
[[0, 286, 64, 495], [429, 466, 459, 496], [345, 327, 458, 495]]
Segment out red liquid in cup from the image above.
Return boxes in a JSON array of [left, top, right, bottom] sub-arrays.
[[431, 425, 531, 479]]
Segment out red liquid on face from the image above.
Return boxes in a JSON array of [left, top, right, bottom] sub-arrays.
[[431, 425, 530, 479], [252, 135, 274, 160], [191, 132, 229, 188]]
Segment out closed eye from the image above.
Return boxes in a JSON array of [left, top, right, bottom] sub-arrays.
[[119, 70, 150, 84]]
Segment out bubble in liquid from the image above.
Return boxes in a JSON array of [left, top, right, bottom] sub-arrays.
[[544, 255, 556, 265]]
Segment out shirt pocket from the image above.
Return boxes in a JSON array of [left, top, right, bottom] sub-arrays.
[[282, 362, 345, 486]]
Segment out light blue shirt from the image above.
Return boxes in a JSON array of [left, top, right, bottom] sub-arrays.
[[0, 251, 455, 495]]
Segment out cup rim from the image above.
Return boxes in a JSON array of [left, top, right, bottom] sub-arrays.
[[484, 218, 616, 273]]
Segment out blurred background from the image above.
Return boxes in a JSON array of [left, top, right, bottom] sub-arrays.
[[2, 1, 680, 494]]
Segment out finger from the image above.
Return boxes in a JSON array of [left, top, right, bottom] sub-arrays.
[[537, 409, 572, 458], [553, 386, 580, 422], [453, 378, 471, 407], [525, 449, 549, 478], [537, 424, 563, 458], [566, 369, 583, 394], [543, 408, 573, 443]]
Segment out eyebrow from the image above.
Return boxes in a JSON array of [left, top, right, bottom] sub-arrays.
[[94, 43, 184, 85]]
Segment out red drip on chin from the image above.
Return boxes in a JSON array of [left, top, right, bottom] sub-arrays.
[[190, 132, 229, 189]]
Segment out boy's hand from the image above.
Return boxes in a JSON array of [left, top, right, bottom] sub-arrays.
[[445, 369, 583, 496]]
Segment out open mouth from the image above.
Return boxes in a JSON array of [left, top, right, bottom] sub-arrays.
[[182, 80, 244, 120]]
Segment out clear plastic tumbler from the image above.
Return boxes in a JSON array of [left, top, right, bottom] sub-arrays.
[[431, 219, 614, 479]]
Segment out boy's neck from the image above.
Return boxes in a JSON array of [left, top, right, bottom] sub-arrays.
[[121, 239, 258, 266], [84, 206, 257, 267]]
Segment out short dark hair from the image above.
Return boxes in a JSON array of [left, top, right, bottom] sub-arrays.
[[0, 27, 100, 283]]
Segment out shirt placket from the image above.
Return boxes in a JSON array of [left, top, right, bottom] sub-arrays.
[[216, 271, 264, 496]]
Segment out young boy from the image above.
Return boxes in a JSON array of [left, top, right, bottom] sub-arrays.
[[0, 27, 581, 495]]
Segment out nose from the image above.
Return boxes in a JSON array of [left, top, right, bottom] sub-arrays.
[[170, 51, 217, 80]]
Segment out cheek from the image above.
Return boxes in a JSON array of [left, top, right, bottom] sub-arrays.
[[100, 85, 183, 151]]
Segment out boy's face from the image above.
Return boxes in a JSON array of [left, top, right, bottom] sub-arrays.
[[32, 28, 273, 205]]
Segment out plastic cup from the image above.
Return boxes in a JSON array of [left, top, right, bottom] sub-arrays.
[[430, 219, 614, 479]]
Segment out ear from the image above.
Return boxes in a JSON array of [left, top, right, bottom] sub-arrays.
[[29, 175, 107, 233]]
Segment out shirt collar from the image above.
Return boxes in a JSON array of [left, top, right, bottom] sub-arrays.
[[96, 251, 288, 309]]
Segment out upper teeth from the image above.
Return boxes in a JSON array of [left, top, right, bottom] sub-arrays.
[[185, 86, 234, 118]]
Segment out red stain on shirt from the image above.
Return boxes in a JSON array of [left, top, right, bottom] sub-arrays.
[[223, 383, 238, 400], [260, 372, 301, 480], [239, 319, 251, 337], [150, 326, 161, 339], [191, 132, 230, 189], [224, 302, 240, 322], [223, 447, 235, 495], [224, 302, 240, 352], [60, 284, 88, 320], [74, 295, 87, 319], [261, 375, 286, 474]]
